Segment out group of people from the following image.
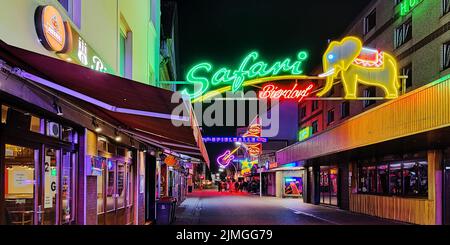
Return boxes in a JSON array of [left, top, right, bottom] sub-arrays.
[[217, 179, 247, 193]]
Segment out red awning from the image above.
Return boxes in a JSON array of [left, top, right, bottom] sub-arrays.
[[0, 40, 209, 165]]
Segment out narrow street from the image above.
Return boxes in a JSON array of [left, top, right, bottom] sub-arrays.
[[174, 190, 404, 225]]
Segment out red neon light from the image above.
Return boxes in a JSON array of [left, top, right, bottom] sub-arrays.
[[258, 83, 314, 102]]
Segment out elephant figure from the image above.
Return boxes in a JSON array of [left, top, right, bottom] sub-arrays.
[[317, 36, 399, 99]]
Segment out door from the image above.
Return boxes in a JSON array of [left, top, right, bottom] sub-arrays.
[[320, 166, 339, 206], [126, 164, 134, 224], [3, 144, 39, 225], [42, 147, 60, 225]]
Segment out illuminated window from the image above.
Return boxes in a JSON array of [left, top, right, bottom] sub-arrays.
[[327, 109, 335, 125], [394, 18, 412, 48], [443, 41, 450, 70], [401, 63, 413, 89], [444, 0, 450, 15], [341, 101, 350, 119], [1, 105, 8, 124], [364, 9, 377, 34], [311, 120, 318, 134], [363, 87, 376, 108], [58, 0, 81, 28]]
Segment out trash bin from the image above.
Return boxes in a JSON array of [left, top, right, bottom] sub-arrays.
[[156, 197, 177, 225]]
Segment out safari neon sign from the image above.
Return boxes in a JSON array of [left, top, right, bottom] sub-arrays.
[[183, 51, 309, 102], [183, 36, 402, 103]]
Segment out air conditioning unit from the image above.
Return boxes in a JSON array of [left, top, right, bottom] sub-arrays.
[[47, 122, 60, 138]]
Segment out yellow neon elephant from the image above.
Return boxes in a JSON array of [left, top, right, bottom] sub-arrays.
[[317, 36, 399, 99]]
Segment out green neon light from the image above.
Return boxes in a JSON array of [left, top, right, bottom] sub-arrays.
[[298, 127, 312, 142], [182, 51, 309, 99], [399, 0, 423, 16]]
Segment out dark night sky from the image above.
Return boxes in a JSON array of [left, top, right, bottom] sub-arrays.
[[175, 0, 372, 172]]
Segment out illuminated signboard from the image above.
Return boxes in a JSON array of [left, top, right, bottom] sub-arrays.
[[183, 36, 401, 103], [317, 37, 399, 100], [298, 127, 312, 142], [203, 137, 268, 143], [399, 0, 423, 16], [35, 5, 111, 73], [241, 159, 258, 175], [183, 51, 309, 102], [258, 83, 314, 102]]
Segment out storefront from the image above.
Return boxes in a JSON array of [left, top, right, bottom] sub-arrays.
[[444, 148, 450, 225], [1, 104, 80, 225], [262, 163, 304, 199], [0, 39, 209, 225], [277, 74, 450, 224]]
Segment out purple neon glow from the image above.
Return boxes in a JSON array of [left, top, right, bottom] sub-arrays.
[[216, 150, 235, 168]]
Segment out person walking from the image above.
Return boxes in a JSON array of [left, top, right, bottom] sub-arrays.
[[234, 181, 240, 193], [218, 181, 222, 192]]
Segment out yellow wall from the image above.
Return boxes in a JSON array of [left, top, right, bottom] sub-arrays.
[[0, 0, 159, 86]]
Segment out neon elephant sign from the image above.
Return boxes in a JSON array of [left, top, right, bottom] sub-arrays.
[[317, 36, 400, 99], [182, 36, 401, 102]]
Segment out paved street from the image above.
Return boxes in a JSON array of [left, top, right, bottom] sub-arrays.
[[174, 190, 405, 225]]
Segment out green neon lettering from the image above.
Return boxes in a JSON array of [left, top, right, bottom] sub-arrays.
[[399, 0, 423, 16], [184, 50, 308, 99], [182, 63, 212, 99]]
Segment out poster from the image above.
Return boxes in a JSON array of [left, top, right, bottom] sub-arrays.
[[284, 177, 302, 196]]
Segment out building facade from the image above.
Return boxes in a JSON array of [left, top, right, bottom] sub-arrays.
[[279, 0, 450, 225], [0, 0, 209, 225]]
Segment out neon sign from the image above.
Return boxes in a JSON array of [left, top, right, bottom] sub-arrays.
[[203, 137, 268, 143], [183, 51, 309, 100], [241, 159, 258, 175], [399, 0, 423, 16], [317, 36, 399, 100], [258, 83, 314, 102], [298, 127, 312, 142], [217, 147, 240, 168]]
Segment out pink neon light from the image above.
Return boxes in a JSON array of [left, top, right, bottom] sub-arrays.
[[216, 150, 235, 168], [258, 83, 314, 102]]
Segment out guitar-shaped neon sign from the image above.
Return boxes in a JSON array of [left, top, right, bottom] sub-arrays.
[[216, 147, 240, 168]]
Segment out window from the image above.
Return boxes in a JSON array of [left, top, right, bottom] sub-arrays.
[[363, 87, 376, 108], [300, 106, 307, 119], [311, 120, 318, 134], [341, 101, 350, 118], [357, 160, 428, 197], [364, 9, 377, 34], [312, 100, 319, 112], [119, 24, 133, 79], [443, 41, 450, 70], [444, 0, 450, 15], [58, 0, 81, 28], [327, 109, 335, 125], [395, 18, 412, 48], [400, 63, 413, 90]]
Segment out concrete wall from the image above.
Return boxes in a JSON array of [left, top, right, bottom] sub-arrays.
[[0, 0, 160, 86]]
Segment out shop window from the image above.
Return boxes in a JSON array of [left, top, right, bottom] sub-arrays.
[[377, 164, 389, 194], [364, 9, 377, 34], [58, 0, 81, 28], [106, 160, 116, 212], [311, 120, 318, 134], [95, 158, 105, 215], [358, 160, 428, 197], [341, 101, 350, 119], [389, 163, 403, 195], [394, 18, 412, 49], [62, 126, 77, 143], [443, 41, 450, 70], [444, 0, 450, 15]]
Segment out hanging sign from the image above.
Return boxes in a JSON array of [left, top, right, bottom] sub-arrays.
[[35, 5, 112, 73], [182, 36, 401, 102]]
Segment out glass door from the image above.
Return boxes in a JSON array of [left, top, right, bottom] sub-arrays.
[[42, 147, 60, 225], [60, 150, 75, 224], [320, 166, 338, 206], [126, 164, 134, 225], [3, 144, 38, 225]]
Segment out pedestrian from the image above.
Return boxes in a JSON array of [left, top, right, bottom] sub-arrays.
[[234, 181, 239, 192], [218, 181, 222, 192]]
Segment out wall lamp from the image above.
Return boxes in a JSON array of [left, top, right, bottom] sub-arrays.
[[53, 100, 63, 116], [114, 128, 122, 142], [92, 117, 102, 133]]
